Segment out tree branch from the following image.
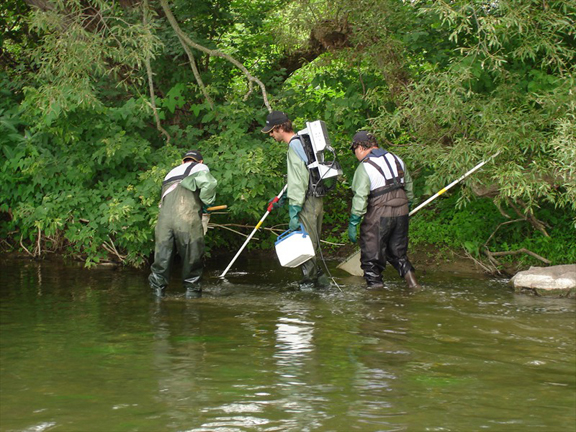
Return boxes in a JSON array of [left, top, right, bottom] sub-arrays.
[[103, 236, 126, 263], [143, 0, 171, 143], [175, 33, 214, 109], [486, 248, 551, 265], [483, 218, 524, 248], [507, 198, 550, 237], [159, 0, 271, 112]]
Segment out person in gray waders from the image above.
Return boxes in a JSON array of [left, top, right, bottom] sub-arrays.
[[149, 150, 217, 297], [262, 111, 331, 289], [347, 131, 419, 289]]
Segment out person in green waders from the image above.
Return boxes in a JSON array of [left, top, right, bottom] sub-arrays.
[[262, 111, 331, 290], [149, 150, 217, 298], [347, 131, 419, 289]]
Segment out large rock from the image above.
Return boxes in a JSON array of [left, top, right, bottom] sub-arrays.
[[510, 264, 576, 298]]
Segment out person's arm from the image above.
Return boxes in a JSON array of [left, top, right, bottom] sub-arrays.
[[286, 146, 308, 207], [403, 167, 414, 204], [351, 164, 371, 217], [180, 168, 217, 206]]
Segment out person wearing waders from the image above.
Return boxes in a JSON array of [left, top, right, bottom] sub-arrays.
[[347, 131, 419, 289], [262, 111, 331, 289], [149, 150, 217, 298]]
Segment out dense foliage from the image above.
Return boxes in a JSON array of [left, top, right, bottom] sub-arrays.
[[1, 0, 574, 273]]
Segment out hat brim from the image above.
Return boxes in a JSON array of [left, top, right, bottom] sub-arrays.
[[261, 125, 274, 133], [183, 155, 201, 162]]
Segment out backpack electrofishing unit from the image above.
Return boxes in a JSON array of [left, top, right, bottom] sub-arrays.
[[297, 120, 343, 197]]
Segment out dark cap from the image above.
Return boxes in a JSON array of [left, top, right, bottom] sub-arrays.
[[352, 131, 376, 144], [350, 131, 377, 152], [183, 150, 203, 162], [261, 111, 289, 133]]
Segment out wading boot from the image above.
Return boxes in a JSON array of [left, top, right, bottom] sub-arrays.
[[404, 271, 419, 289], [185, 283, 202, 299], [315, 271, 332, 289], [185, 288, 202, 299], [365, 271, 383, 290], [366, 281, 383, 290]]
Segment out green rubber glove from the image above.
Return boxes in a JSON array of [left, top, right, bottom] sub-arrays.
[[288, 205, 302, 231], [348, 214, 362, 243]]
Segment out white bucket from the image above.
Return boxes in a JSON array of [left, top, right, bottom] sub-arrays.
[[274, 226, 315, 267]]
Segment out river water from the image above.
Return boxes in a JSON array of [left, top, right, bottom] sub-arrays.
[[1, 256, 574, 432]]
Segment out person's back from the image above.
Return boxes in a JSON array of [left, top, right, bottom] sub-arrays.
[[149, 150, 217, 297], [158, 162, 206, 233]]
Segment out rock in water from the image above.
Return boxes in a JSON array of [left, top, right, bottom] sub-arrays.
[[510, 264, 576, 298]]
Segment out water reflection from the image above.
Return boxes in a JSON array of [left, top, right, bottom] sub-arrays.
[[272, 304, 327, 430]]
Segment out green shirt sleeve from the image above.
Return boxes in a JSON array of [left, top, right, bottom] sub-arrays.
[[180, 169, 218, 206], [404, 167, 414, 203], [286, 146, 309, 207], [351, 163, 371, 217]]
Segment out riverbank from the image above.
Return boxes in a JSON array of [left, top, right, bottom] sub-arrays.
[[0, 244, 501, 278]]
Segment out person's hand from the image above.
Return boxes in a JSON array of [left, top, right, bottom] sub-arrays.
[[288, 205, 302, 231], [267, 193, 286, 212], [347, 214, 362, 243], [347, 223, 357, 243]]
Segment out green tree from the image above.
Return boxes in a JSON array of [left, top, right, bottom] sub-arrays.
[[1, 0, 574, 272]]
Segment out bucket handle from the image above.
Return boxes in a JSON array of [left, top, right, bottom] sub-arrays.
[[277, 223, 308, 241]]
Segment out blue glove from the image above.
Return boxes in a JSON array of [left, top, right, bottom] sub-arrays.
[[347, 214, 362, 243], [288, 205, 302, 231]]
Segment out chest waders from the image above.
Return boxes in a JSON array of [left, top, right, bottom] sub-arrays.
[[149, 165, 205, 296], [298, 195, 331, 288], [359, 153, 415, 287], [289, 137, 332, 289]]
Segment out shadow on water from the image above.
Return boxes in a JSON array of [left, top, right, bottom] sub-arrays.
[[0, 255, 574, 432]]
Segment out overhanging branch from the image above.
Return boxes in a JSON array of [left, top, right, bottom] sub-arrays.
[[143, 0, 171, 143], [159, 0, 271, 112]]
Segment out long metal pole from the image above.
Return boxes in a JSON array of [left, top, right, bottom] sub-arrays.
[[408, 151, 500, 217], [220, 184, 288, 278]]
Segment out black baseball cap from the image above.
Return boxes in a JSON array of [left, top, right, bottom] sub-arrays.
[[350, 131, 376, 151], [352, 131, 375, 144], [183, 150, 203, 162], [261, 111, 289, 133]]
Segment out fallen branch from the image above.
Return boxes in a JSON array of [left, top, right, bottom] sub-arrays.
[[208, 223, 257, 239], [507, 198, 550, 237], [102, 236, 126, 263], [486, 248, 551, 265], [35, 226, 41, 257], [484, 218, 523, 247], [321, 239, 345, 246], [208, 223, 344, 246], [464, 249, 497, 274], [19, 235, 34, 257]]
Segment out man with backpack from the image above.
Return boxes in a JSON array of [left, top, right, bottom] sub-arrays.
[[262, 111, 331, 289]]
